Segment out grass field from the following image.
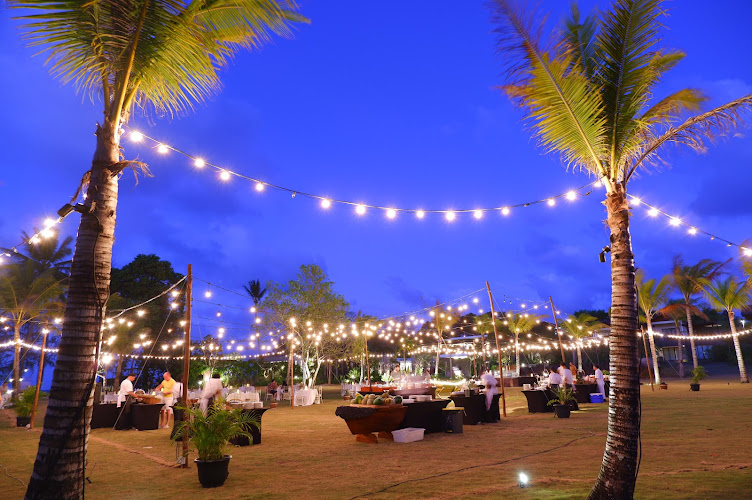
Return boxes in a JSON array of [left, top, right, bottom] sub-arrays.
[[1, 378, 751, 499]]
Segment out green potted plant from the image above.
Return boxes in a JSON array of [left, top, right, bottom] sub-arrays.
[[14, 386, 46, 427], [172, 398, 259, 488], [690, 366, 707, 392], [547, 386, 576, 418]]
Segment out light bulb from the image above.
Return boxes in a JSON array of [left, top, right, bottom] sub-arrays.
[[474, 210, 483, 219], [547, 199, 556, 207], [157, 144, 169, 154], [255, 182, 265, 192], [445, 211, 456, 222], [219, 170, 231, 181], [129, 131, 144, 142], [669, 217, 681, 226], [688, 227, 697, 235], [321, 199, 331, 209], [416, 210, 425, 219], [565, 191, 576, 201], [194, 158, 205, 168], [386, 208, 397, 219], [501, 207, 510, 216], [630, 197, 641, 206], [648, 208, 659, 217], [355, 204, 366, 215]]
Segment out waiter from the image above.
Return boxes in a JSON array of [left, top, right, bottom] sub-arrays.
[[593, 364, 605, 397], [480, 371, 498, 411], [155, 371, 176, 429], [118, 373, 137, 407], [200, 373, 224, 415]]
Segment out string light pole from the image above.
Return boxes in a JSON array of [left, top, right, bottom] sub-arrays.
[[29, 328, 49, 429], [549, 296, 566, 363], [486, 282, 507, 418], [640, 326, 655, 392], [288, 319, 296, 409], [181, 264, 192, 467]]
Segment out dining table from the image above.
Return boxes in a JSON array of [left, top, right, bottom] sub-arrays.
[[293, 388, 318, 406], [521, 389, 555, 413], [448, 394, 500, 425], [397, 399, 450, 433]]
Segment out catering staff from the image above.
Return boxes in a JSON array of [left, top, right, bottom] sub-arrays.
[[200, 373, 223, 415], [593, 364, 605, 396], [155, 371, 176, 428], [480, 371, 498, 411], [559, 362, 575, 389], [390, 365, 403, 383], [548, 368, 562, 388], [118, 374, 137, 407]]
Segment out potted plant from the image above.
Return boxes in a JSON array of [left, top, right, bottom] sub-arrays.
[[690, 366, 707, 392], [547, 386, 576, 418], [14, 386, 46, 427], [172, 398, 259, 488]]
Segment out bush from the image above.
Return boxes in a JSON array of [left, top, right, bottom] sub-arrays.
[[14, 386, 46, 418]]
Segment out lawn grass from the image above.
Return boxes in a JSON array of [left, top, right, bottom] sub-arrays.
[[1, 379, 751, 499]]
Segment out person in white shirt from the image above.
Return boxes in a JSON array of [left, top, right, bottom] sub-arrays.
[[559, 362, 575, 389], [548, 368, 562, 387], [200, 373, 223, 415], [593, 364, 605, 396], [118, 374, 137, 407], [480, 371, 498, 411]]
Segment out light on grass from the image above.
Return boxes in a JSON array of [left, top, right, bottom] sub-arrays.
[[518, 472, 529, 488]]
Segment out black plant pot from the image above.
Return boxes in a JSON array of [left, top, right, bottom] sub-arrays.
[[553, 404, 571, 419], [689, 383, 700, 392], [195, 456, 231, 488], [16, 416, 31, 427]]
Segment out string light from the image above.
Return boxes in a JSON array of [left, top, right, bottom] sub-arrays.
[[416, 210, 425, 219], [474, 210, 483, 219], [386, 208, 397, 219], [219, 170, 231, 181], [547, 199, 555, 207], [194, 158, 206, 168], [157, 144, 169, 154], [255, 182, 265, 192], [501, 207, 510, 216], [321, 198, 331, 209], [445, 211, 456, 222], [355, 204, 366, 215]]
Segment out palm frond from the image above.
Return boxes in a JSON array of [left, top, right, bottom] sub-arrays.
[[560, 2, 599, 80], [703, 277, 752, 313], [635, 268, 673, 318], [627, 94, 752, 180], [491, 0, 607, 176]]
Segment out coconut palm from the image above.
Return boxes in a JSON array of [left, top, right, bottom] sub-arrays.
[[10, 2, 307, 496], [489, 1, 751, 495], [244, 278, 267, 353], [3, 231, 74, 280], [671, 257, 725, 369], [636, 269, 673, 384], [562, 313, 607, 372], [0, 261, 65, 397], [504, 313, 543, 376], [702, 277, 750, 383]]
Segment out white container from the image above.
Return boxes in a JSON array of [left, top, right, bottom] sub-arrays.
[[523, 384, 532, 390], [392, 427, 425, 443], [415, 395, 431, 402], [402, 398, 415, 404]]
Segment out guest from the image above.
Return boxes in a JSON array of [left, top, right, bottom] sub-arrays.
[[548, 367, 562, 388], [422, 369, 431, 384], [593, 364, 605, 396], [390, 365, 402, 383], [154, 371, 176, 429], [570, 362, 579, 379], [559, 362, 575, 389], [0, 382, 9, 409], [277, 380, 288, 401], [200, 373, 223, 415], [267, 380, 278, 399], [118, 374, 137, 407]]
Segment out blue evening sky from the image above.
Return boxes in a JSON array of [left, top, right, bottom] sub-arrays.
[[1, 1, 751, 342]]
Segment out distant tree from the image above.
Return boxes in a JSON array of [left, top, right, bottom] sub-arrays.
[[573, 309, 610, 324], [671, 257, 726, 369], [563, 313, 608, 372], [703, 277, 750, 383], [636, 269, 672, 384], [503, 313, 544, 376], [3, 231, 73, 280], [244, 278, 267, 352]]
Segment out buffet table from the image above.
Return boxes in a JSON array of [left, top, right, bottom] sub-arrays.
[[130, 403, 163, 431], [392, 387, 436, 398], [522, 389, 555, 413], [573, 383, 598, 404], [398, 400, 450, 433], [229, 408, 268, 446], [358, 386, 396, 395], [502, 376, 537, 388], [449, 394, 500, 425], [91, 403, 118, 429]]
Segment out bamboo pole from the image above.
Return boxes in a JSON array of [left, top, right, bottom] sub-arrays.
[[485, 282, 507, 418], [29, 329, 48, 429], [364, 330, 370, 386], [640, 326, 654, 392], [181, 264, 192, 467], [549, 296, 566, 363]]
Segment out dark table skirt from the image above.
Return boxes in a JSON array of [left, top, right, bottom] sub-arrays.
[[574, 384, 598, 404], [398, 400, 450, 433], [392, 387, 436, 398], [229, 409, 268, 446], [522, 390, 555, 413], [449, 394, 500, 425], [91, 404, 118, 429], [502, 376, 537, 388], [131, 403, 163, 431]]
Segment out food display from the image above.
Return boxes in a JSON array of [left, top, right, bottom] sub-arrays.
[[351, 393, 403, 406]]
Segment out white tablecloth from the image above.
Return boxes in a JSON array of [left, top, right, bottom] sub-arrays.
[[293, 388, 317, 406]]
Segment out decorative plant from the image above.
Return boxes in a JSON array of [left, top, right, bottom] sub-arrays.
[[547, 386, 576, 407], [172, 399, 259, 461], [691, 366, 707, 384], [14, 386, 46, 418]]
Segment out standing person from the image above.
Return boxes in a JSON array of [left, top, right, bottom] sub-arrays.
[[200, 373, 223, 415], [118, 374, 137, 407], [559, 362, 575, 389], [154, 372, 176, 428], [548, 367, 562, 388], [593, 364, 605, 397], [480, 370, 498, 417], [267, 380, 278, 400], [390, 365, 402, 384]]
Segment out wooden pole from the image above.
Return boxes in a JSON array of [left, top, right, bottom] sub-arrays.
[[181, 264, 192, 467], [29, 330, 48, 429], [485, 282, 507, 418], [288, 328, 295, 409], [364, 331, 370, 386], [640, 326, 654, 391], [549, 296, 566, 363]]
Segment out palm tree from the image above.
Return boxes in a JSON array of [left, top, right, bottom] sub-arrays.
[[671, 257, 724, 369], [563, 313, 607, 372], [244, 278, 267, 354], [703, 277, 750, 383], [0, 261, 65, 397], [636, 269, 673, 384], [11, 2, 307, 496], [504, 313, 543, 376], [3, 231, 74, 280], [489, 1, 751, 496], [659, 300, 707, 378]]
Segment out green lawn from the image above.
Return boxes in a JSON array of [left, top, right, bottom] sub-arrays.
[[1, 379, 751, 499]]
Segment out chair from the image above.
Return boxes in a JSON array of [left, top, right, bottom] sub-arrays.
[[293, 392, 306, 406], [315, 386, 323, 404], [283, 389, 292, 401], [264, 388, 274, 401]]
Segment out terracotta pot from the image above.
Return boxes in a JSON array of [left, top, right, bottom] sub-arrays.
[[269, 402, 278, 409]]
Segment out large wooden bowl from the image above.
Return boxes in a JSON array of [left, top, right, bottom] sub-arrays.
[[335, 404, 407, 443]]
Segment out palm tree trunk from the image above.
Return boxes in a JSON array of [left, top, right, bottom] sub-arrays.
[[577, 345, 583, 372], [515, 332, 520, 377], [646, 316, 661, 385], [26, 120, 120, 500], [13, 323, 22, 400], [728, 311, 749, 383], [685, 307, 698, 370], [588, 186, 640, 500]]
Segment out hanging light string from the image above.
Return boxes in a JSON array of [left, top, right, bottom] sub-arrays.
[[0, 215, 68, 265], [125, 127, 602, 218], [627, 194, 752, 256]]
